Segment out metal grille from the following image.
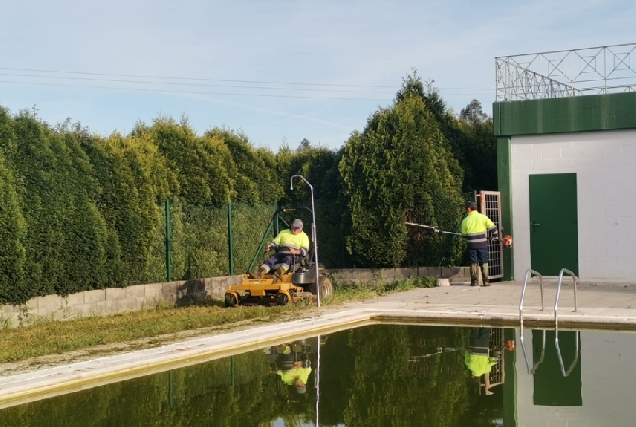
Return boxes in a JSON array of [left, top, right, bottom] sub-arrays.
[[488, 328, 505, 387], [479, 191, 503, 279]]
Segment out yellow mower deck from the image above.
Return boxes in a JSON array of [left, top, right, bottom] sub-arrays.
[[225, 269, 332, 307], [225, 273, 315, 307]]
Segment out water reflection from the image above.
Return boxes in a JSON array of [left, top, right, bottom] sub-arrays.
[[2, 325, 636, 426]]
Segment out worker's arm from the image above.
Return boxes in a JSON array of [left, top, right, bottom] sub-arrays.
[[484, 216, 498, 237], [300, 233, 310, 256], [267, 231, 284, 251]]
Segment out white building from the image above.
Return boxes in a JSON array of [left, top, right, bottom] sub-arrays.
[[494, 44, 636, 280]]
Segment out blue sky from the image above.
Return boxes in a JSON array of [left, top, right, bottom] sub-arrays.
[[0, 0, 634, 151]]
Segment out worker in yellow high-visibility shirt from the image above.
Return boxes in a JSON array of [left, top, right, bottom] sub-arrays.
[[251, 218, 310, 281], [461, 202, 498, 286]]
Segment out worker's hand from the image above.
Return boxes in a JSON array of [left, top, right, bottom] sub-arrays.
[[290, 248, 300, 255], [266, 244, 272, 251]]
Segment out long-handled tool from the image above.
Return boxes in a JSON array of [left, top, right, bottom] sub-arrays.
[[405, 221, 508, 244], [405, 222, 463, 236]]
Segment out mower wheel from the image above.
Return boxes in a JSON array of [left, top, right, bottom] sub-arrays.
[[276, 293, 289, 306], [312, 276, 333, 299], [224, 293, 238, 308]]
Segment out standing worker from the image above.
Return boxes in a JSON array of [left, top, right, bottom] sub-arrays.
[[461, 201, 498, 286]]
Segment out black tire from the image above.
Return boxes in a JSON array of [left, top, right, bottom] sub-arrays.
[[276, 293, 289, 306], [224, 293, 238, 308]]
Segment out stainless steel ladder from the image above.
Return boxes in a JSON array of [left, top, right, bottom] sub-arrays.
[[519, 269, 545, 331], [519, 268, 580, 377], [554, 268, 578, 328]]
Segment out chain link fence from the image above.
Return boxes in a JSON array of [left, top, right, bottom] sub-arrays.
[[154, 192, 476, 283]]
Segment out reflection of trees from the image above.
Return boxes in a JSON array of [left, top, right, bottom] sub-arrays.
[[321, 325, 471, 427], [1, 326, 505, 426], [0, 348, 315, 427]]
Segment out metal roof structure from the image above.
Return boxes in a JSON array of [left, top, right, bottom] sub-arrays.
[[496, 43, 636, 101]]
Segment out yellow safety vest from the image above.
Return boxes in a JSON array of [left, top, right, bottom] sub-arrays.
[[272, 229, 310, 255], [461, 211, 497, 249]]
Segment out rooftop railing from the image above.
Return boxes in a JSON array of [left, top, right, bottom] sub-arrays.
[[496, 43, 636, 101]]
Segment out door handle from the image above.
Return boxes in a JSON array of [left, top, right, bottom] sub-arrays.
[[532, 221, 541, 231]]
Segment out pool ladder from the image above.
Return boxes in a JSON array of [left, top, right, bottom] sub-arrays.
[[518, 268, 579, 376]]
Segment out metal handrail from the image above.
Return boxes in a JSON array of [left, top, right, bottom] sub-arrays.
[[555, 330, 580, 377], [519, 269, 544, 331], [554, 268, 578, 328], [519, 328, 546, 375]]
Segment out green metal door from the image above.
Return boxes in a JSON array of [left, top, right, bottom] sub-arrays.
[[529, 173, 578, 275]]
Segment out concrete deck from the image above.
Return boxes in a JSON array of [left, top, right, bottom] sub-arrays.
[[1, 280, 636, 409]]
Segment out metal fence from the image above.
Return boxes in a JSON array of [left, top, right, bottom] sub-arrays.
[[155, 191, 503, 282]]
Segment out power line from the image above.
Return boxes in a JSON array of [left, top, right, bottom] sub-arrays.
[[0, 79, 388, 101], [0, 72, 395, 94], [0, 67, 494, 92], [0, 67, 397, 89]]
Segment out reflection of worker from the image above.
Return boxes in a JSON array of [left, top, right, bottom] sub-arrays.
[[275, 360, 312, 394], [464, 328, 497, 394], [461, 202, 498, 286], [251, 219, 310, 280]]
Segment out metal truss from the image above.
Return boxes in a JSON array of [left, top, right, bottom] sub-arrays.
[[496, 43, 636, 101]]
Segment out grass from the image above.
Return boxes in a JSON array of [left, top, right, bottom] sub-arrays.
[[0, 276, 436, 364]]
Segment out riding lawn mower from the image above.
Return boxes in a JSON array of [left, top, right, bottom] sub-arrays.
[[224, 206, 333, 307]]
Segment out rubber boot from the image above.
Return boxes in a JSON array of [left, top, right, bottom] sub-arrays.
[[480, 263, 490, 286], [470, 264, 479, 286], [251, 265, 269, 279], [273, 264, 289, 282]]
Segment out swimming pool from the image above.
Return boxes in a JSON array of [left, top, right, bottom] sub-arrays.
[[1, 324, 634, 426]]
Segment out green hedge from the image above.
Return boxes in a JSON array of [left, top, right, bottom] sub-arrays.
[[0, 74, 497, 304]]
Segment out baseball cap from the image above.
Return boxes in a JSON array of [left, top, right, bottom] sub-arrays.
[[292, 219, 303, 228]]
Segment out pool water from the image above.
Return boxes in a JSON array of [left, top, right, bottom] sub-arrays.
[[1, 324, 635, 426]]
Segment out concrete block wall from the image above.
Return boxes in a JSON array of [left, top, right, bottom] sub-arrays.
[[0, 267, 469, 328], [327, 267, 470, 284], [511, 129, 636, 280]]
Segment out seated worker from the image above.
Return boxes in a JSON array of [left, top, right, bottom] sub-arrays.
[[251, 219, 310, 280], [274, 360, 312, 395]]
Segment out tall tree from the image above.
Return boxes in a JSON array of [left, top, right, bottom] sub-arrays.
[[459, 100, 498, 191], [340, 73, 464, 267]]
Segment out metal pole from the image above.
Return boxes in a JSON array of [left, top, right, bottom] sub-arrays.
[[316, 334, 321, 427], [165, 199, 172, 282], [290, 175, 321, 307], [227, 201, 234, 275]]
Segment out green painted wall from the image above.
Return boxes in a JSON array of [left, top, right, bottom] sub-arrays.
[[494, 92, 636, 136], [496, 137, 513, 281]]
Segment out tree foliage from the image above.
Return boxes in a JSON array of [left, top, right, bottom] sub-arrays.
[[339, 74, 464, 267], [0, 70, 497, 303]]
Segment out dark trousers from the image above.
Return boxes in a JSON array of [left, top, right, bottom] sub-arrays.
[[468, 327, 491, 354], [264, 254, 302, 270], [468, 247, 489, 264]]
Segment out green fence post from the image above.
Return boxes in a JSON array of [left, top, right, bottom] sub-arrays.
[[168, 370, 175, 408], [227, 201, 234, 275], [165, 199, 172, 282]]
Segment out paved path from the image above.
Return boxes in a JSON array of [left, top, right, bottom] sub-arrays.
[[1, 280, 636, 409]]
